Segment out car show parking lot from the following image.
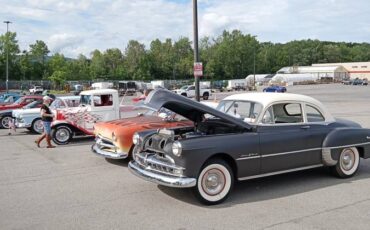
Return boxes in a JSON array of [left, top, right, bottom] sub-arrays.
[[0, 84, 369, 230]]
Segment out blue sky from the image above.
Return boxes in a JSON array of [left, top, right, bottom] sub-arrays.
[[1, 0, 370, 58]]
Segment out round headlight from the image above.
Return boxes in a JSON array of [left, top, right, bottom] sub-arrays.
[[132, 133, 140, 145], [172, 141, 182, 157]]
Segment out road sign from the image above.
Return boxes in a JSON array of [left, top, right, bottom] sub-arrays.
[[194, 62, 203, 77]]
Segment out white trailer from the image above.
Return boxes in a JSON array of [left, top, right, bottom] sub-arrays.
[[226, 79, 247, 91], [150, 80, 171, 89], [91, 82, 114, 90]]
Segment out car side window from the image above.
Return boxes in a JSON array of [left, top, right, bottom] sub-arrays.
[[25, 98, 35, 104], [94, 94, 113, 107], [188, 86, 195, 90], [262, 103, 303, 124], [306, 105, 325, 122], [261, 106, 274, 124]]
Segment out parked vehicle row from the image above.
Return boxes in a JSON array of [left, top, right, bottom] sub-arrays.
[[342, 78, 368, 85], [3, 88, 370, 206], [88, 89, 370, 205]]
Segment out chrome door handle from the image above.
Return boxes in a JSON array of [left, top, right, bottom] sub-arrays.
[[301, 125, 310, 129], [367, 136, 370, 140]]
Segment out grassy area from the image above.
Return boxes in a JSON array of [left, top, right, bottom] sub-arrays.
[[48, 90, 68, 95]]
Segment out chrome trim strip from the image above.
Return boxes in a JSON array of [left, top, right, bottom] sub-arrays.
[[262, 147, 322, 158], [238, 164, 323, 181], [128, 161, 196, 188], [326, 141, 370, 150], [236, 156, 261, 161], [238, 141, 370, 161]]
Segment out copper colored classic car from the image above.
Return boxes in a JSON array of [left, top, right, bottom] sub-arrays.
[[91, 109, 192, 159]]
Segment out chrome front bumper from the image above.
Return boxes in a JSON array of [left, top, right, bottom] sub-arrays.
[[128, 160, 196, 188], [91, 135, 128, 159], [15, 120, 31, 128]]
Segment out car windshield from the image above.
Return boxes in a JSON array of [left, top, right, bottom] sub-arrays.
[[23, 101, 40, 109], [180, 86, 188, 90], [36, 86, 42, 89], [12, 97, 23, 105], [4, 95, 14, 103], [140, 105, 186, 121], [50, 99, 65, 109], [216, 100, 263, 123]]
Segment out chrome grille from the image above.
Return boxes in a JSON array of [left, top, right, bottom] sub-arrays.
[[96, 135, 116, 152], [134, 152, 184, 177]]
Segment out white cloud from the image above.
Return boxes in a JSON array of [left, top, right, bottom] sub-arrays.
[[47, 33, 84, 53], [0, 0, 369, 58]]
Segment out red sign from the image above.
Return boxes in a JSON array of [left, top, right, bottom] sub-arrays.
[[194, 62, 203, 77]]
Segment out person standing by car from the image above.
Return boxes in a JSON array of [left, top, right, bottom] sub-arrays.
[[35, 96, 55, 148]]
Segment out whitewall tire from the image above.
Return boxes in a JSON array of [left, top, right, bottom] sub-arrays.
[[332, 147, 360, 178], [194, 159, 233, 205]]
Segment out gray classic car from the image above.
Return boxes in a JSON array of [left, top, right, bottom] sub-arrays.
[[128, 89, 370, 205], [13, 96, 80, 133]]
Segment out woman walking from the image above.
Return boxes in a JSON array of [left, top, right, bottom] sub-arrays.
[[35, 95, 55, 148]]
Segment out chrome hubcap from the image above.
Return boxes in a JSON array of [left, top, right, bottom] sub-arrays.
[[34, 120, 44, 133], [341, 149, 355, 171], [56, 128, 70, 142], [2, 117, 11, 128], [202, 169, 225, 196]]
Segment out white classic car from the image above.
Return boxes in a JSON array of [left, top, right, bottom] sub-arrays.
[[13, 96, 80, 133]]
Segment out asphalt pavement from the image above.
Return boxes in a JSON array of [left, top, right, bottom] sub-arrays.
[[0, 84, 369, 230]]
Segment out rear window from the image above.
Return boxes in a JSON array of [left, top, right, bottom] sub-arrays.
[[306, 105, 325, 122]]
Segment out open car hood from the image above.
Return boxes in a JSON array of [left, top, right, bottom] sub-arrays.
[[144, 89, 251, 130]]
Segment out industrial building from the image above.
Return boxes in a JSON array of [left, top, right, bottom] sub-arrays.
[[245, 74, 274, 85], [277, 65, 348, 81], [312, 62, 370, 80]]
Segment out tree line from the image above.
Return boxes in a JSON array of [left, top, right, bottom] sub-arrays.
[[1, 29, 370, 86]]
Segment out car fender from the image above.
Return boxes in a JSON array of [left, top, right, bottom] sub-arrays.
[[52, 120, 93, 135], [173, 133, 259, 178], [321, 128, 370, 166]]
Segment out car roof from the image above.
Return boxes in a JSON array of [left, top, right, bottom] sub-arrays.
[[223, 92, 335, 122], [57, 96, 80, 100], [23, 95, 44, 99], [80, 89, 118, 95]]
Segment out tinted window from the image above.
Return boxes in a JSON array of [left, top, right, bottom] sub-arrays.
[[306, 105, 325, 122]]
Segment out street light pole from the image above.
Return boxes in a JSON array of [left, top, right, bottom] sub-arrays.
[[253, 47, 256, 90], [193, 0, 200, 101], [4, 21, 12, 93]]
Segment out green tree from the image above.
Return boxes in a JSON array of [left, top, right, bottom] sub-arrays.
[[0, 31, 20, 80], [125, 40, 150, 80], [103, 48, 125, 79], [29, 40, 50, 79], [90, 49, 106, 80], [19, 50, 32, 81]]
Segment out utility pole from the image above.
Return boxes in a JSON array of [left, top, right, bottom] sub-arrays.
[[253, 47, 256, 90], [193, 0, 200, 101], [4, 21, 12, 93]]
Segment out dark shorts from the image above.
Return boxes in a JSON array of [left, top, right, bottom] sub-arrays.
[[43, 121, 52, 135]]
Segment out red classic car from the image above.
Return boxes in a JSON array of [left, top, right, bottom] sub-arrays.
[[91, 109, 192, 159], [0, 95, 43, 111]]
